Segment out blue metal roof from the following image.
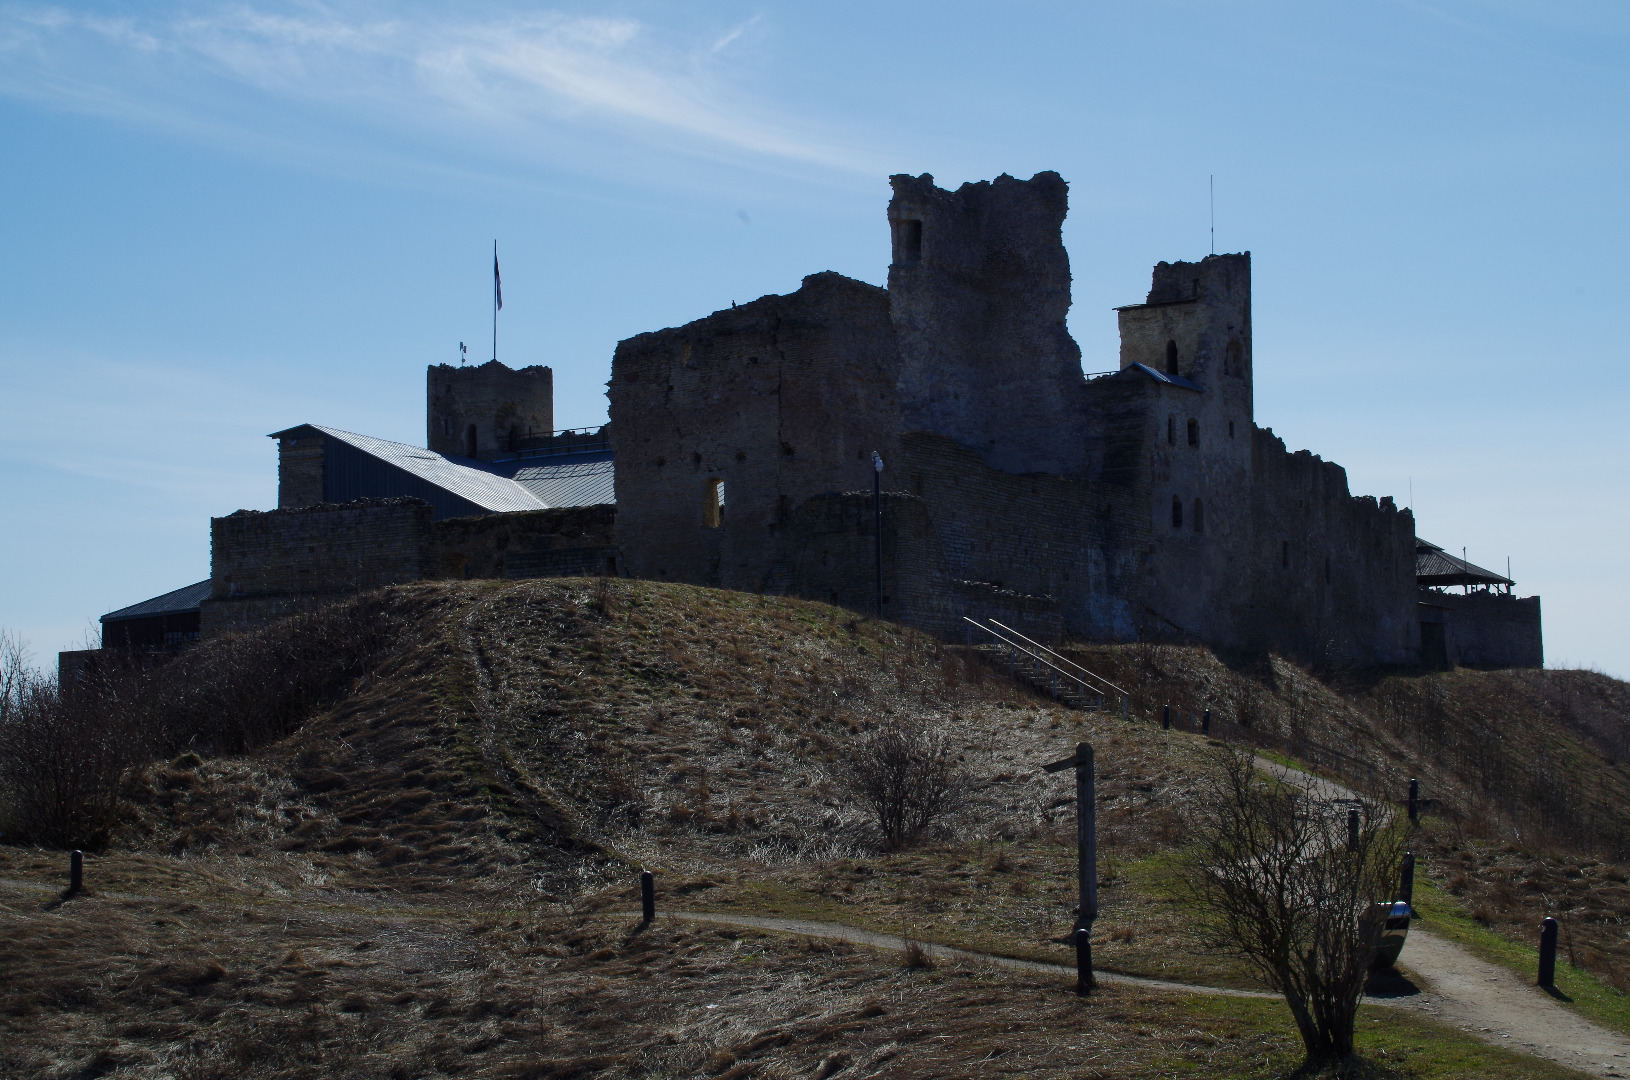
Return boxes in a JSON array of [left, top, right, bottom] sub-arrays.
[[103, 580, 212, 623], [1126, 362, 1203, 392], [510, 455, 616, 507]]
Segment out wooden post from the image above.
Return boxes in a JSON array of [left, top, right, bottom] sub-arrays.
[[1538, 916, 1558, 988], [1162, 705, 1171, 730], [1347, 807, 1360, 851], [1120, 695, 1129, 723], [1043, 742, 1096, 994], [641, 870, 655, 924], [69, 850, 83, 894], [1407, 778, 1419, 823], [1399, 852, 1415, 905], [1201, 708, 1211, 735]]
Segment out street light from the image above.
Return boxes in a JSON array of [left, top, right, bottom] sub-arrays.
[[871, 451, 884, 618]]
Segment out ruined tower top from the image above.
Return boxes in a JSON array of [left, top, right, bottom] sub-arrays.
[[885, 171, 1086, 476], [427, 360, 553, 461]]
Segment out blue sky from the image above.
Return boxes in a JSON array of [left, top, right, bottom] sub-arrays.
[[1, 0, 1626, 676]]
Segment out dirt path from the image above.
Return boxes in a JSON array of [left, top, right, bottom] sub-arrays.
[[1391, 928, 1630, 1079]]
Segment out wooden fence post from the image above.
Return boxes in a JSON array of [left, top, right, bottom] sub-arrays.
[[1162, 705, 1171, 730], [1407, 778, 1419, 823], [1399, 852, 1415, 905], [641, 871, 655, 925], [69, 850, 83, 894]]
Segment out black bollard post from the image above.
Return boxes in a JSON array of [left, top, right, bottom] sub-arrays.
[[640, 870, 655, 925], [1407, 778, 1419, 823], [69, 850, 83, 894], [1347, 807, 1360, 851], [1162, 704, 1171, 730], [1400, 852, 1415, 905], [1538, 917, 1558, 988], [1201, 708, 1211, 735], [1074, 926, 1094, 995]]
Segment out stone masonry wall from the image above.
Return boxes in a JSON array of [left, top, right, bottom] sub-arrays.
[[609, 272, 900, 592], [277, 430, 325, 509], [427, 361, 553, 461], [887, 172, 1087, 476], [201, 498, 620, 635], [1418, 591, 1542, 669]]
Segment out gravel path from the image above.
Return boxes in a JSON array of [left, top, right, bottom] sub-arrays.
[[1390, 927, 1630, 1079]]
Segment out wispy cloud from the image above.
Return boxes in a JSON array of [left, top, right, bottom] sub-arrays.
[[0, 3, 875, 179]]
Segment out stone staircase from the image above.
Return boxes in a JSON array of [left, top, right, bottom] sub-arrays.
[[963, 617, 1127, 714]]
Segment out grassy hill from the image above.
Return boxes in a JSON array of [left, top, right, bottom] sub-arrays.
[[2, 578, 1626, 1078]]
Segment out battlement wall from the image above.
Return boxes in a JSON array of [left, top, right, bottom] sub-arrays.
[[427, 360, 553, 461]]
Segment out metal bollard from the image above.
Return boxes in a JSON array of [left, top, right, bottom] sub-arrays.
[[1407, 778, 1419, 823], [1538, 917, 1558, 988], [1399, 852, 1415, 905], [1074, 926, 1094, 995], [1201, 708, 1211, 735], [1347, 808, 1360, 851], [1162, 704, 1171, 730], [69, 850, 83, 894], [641, 870, 655, 925]]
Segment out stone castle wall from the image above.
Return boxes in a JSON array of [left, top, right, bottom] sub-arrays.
[[1418, 590, 1542, 669], [201, 498, 617, 635], [427, 360, 553, 461]]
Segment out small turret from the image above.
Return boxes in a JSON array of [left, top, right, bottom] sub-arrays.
[[427, 361, 553, 460]]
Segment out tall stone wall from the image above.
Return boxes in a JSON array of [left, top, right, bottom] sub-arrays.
[[1418, 591, 1542, 669], [277, 430, 325, 509], [887, 172, 1087, 476], [609, 272, 900, 592], [427, 361, 553, 461], [435, 505, 618, 580]]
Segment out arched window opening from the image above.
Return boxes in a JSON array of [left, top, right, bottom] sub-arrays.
[[507, 425, 520, 453], [1281, 540, 1290, 569], [1166, 415, 1176, 445], [1165, 339, 1179, 375], [464, 424, 478, 458], [1171, 495, 1183, 529], [1193, 498, 1204, 533], [1187, 418, 1199, 447], [1224, 337, 1243, 377], [1228, 420, 1235, 439], [703, 478, 726, 528]]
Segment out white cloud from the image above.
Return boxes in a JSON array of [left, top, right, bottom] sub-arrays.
[[0, 3, 875, 177]]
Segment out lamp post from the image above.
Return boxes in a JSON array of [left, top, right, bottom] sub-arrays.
[[871, 451, 884, 618]]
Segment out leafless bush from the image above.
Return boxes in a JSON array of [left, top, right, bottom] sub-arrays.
[[0, 635, 145, 848], [831, 717, 967, 849], [0, 595, 405, 848], [1183, 747, 1407, 1073]]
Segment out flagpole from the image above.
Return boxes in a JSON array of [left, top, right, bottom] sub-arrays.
[[492, 240, 499, 363]]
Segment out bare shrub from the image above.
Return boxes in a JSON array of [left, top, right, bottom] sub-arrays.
[[1183, 747, 1407, 1073], [831, 717, 966, 849]]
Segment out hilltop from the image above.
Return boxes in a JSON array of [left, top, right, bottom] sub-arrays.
[[1, 579, 1626, 1079]]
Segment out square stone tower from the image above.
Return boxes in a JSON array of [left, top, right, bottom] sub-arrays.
[[427, 361, 553, 461]]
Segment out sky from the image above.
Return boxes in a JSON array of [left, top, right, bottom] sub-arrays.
[[1, 0, 1626, 676]]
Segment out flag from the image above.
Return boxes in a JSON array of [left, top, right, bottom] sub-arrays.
[[493, 245, 503, 311]]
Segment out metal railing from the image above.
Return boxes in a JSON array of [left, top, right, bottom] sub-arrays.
[[513, 425, 611, 458], [963, 617, 1119, 712], [986, 619, 1128, 699]]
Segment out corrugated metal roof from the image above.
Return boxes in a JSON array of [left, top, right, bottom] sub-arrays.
[[1125, 362, 1203, 392], [510, 456, 616, 507], [102, 580, 213, 623], [1416, 538, 1512, 586], [286, 425, 550, 514]]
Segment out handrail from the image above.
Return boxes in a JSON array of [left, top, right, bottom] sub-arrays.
[[987, 619, 1127, 697], [962, 618, 1097, 701]]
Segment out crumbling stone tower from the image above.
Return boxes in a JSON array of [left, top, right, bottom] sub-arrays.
[[427, 361, 553, 461], [887, 171, 1087, 476]]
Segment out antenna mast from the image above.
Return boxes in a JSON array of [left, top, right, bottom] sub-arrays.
[[1209, 175, 1215, 255]]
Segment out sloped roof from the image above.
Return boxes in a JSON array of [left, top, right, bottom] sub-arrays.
[[510, 456, 616, 507], [1416, 538, 1512, 587], [1125, 362, 1203, 392], [273, 425, 550, 513], [103, 580, 212, 623]]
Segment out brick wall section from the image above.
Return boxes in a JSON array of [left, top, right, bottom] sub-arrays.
[[433, 505, 618, 580], [277, 431, 325, 509], [201, 498, 619, 635], [1418, 591, 1542, 669], [609, 272, 900, 592]]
